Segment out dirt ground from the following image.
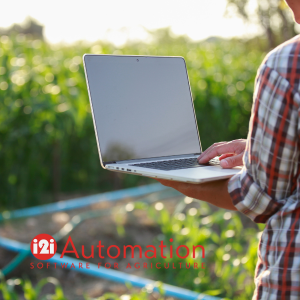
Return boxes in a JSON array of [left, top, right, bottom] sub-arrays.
[[0, 191, 186, 300], [0, 188, 255, 300]]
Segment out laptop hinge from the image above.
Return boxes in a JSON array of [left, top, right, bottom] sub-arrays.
[[103, 161, 116, 166], [113, 154, 200, 165]]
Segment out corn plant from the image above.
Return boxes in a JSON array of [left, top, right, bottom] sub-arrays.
[[0, 276, 67, 300], [0, 275, 164, 300], [0, 30, 264, 209], [132, 198, 263, 300]]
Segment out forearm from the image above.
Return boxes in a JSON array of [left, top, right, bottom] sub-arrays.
[[189, 179, 237, 210], [156, 178, 237, 211]]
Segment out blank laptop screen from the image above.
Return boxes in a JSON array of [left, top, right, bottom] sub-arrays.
[[84, 55, 201, 163]]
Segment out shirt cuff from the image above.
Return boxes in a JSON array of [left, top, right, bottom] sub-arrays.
[[227, 168, 284, 223]]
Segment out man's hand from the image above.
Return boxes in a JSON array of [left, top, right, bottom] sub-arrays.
[[198, 139, 246, 168], [152, 139, 247, 210]]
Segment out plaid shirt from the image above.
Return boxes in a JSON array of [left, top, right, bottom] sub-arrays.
[[228, 35, 300, 299]]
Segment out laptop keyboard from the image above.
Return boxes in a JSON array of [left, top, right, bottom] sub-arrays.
[[130, 157, 220, 171]]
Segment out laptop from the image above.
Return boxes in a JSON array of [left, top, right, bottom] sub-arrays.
[[83, 54, 241, 183]]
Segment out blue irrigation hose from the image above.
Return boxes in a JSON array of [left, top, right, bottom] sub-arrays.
[[0, 188, 181, 276], [0, 184, 175, 221], [0, 237, 220, 300]]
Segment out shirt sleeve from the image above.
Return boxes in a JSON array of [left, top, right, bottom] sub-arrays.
[[228, 63, 300, 224]]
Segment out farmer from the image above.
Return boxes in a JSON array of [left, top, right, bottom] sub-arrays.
[[156, 1, 300, 299]]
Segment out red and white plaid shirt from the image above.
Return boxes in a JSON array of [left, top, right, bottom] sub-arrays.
[[228, 35, 300, 299]]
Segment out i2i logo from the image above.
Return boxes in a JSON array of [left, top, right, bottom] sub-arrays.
[[30, 234, 57, 260]]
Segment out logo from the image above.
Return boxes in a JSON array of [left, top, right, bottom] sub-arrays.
[[30, 234, 57, 260], [29, 235, 206, 270]]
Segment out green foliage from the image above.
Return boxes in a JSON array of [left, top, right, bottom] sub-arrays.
[[0, 276, 67, 300], [0, 31, 265, 208], [92, 281, 164, 300], [134, 198, 263, 300], [0, 275, 164, 300]]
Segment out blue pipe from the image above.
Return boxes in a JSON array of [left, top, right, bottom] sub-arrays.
[[0, 184, 176, 221], [0, 236, 220, 300], [1, 188, 180, 276]]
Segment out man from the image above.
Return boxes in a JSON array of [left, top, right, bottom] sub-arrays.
[[156, 1, 300, 299]]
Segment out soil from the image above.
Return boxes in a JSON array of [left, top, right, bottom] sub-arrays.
[[0, 192, 184, 300], [0, 190, 255, 300]]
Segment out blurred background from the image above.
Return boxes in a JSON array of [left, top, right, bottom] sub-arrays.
[[0, 0, 298, 299]]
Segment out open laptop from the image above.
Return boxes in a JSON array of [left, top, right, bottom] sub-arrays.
[[83, 54, 241, 183]]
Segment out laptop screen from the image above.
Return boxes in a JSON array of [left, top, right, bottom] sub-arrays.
[[84, 55, 201, 163]]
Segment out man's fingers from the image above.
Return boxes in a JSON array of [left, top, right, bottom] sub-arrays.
[[200, 142, 227, 157], [153, 178, 177, 188], [219, 152, 244, 169], [155, 178, 171, 186], [198, 139, 246, 163], [219, 153, 235, 160], [153, 178, 190, 191], [198, 143, 236, 163], [197, 142, 227, 163]]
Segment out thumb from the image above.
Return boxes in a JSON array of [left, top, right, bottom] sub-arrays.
[[219, 153, 244, 169]]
